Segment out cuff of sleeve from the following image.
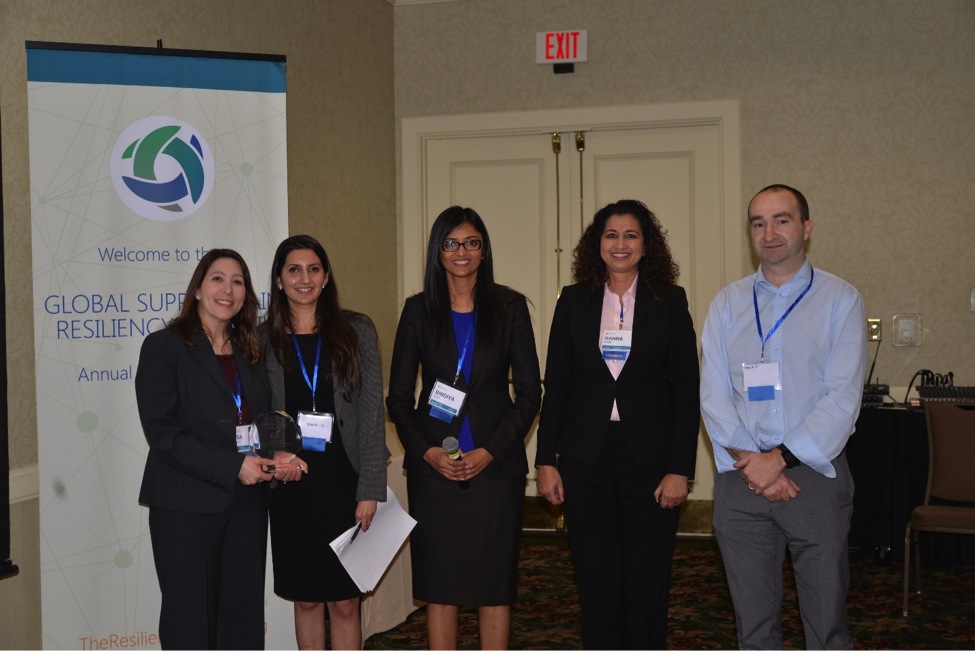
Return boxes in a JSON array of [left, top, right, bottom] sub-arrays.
[[534, 448, 557, 468], [713, 447, 737, 473], [785, 424, 836, 478]]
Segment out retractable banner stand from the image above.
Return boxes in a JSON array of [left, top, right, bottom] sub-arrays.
[[26, 42, 290, 649]]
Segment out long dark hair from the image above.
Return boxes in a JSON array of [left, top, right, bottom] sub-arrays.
[[423, 206, 504, 345], [171, 249, 263, 364], [266, 235, 367, 400], [573, 199, 680, 301]]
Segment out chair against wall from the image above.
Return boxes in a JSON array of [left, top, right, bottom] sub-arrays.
[[902, 403, 975, 616]]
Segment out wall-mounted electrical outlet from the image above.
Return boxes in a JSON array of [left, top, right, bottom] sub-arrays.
[[867, 318, 881, 342]]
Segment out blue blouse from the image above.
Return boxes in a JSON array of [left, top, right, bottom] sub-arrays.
[[451, 310, 476, 452]]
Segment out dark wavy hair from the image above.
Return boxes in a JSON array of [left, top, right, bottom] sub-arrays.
[[423, 206, 507, 345], [171, 248, 262, 364], [572, 199, 680, 301], [266, 235, 369, 400], [751, 183, 809, 222]]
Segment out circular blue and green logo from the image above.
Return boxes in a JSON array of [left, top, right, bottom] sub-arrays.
[[111, 116, 214, 221]]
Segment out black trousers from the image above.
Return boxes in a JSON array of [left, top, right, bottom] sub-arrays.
[[560, 422, 681, 650], [148, 483, 267, 650]]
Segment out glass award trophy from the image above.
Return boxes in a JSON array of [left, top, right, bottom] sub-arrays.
[[250, 410, 303, 473]]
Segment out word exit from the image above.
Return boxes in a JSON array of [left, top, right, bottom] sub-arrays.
[[536, 30, 588, 64]]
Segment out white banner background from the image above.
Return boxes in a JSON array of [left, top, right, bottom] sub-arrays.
[[28, 47, 294, 649]]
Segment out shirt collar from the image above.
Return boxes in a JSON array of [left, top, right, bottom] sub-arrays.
[[755, 257, 812, 289], [604, 274, 640, 300]]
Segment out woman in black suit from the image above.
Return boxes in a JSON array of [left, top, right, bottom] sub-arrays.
[[387, 206, 542, 650], [535, 199, 700, 650], [136, 249, 276, 650]]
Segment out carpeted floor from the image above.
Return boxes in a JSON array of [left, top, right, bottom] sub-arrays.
[[364, 538, 975, 650]]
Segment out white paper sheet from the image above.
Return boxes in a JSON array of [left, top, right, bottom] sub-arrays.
[[330, 486, 417, 593]]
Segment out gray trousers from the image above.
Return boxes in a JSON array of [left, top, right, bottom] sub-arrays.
[[713, 453, 854, 650]]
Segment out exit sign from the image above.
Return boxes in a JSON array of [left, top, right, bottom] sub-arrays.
[[536, 30, 588, 64]]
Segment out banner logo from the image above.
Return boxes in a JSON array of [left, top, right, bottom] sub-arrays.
[[111, 117, 214, 221]]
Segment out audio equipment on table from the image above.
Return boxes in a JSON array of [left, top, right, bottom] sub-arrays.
[[916, 385, 975, 403]]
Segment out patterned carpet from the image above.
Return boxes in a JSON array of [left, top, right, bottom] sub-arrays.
[[364, 538, 975, 650]]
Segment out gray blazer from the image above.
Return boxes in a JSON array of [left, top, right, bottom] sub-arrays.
[[259, 315, 389, 501]]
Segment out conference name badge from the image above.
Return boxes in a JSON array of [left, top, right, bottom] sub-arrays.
[[743, 362, 781, 401], [237, 424, 259, 454], [601, 330, 632, 361], [428, 380, 467, 423], [298, 411, 333, 452]]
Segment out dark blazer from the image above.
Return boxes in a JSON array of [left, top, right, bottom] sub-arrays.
[[386, 287, 543, 480], [259, 315, 390, 502], [535, 282, 700, 477], [136, 327, 272, 512]]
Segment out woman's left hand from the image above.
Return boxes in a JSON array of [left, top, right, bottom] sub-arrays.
[[654, 474, 688, 509], [356, 500, 378, 531], [460, 448, 494, 481]]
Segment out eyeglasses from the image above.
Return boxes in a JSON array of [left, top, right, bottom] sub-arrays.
[[441, 239, 482, 252]]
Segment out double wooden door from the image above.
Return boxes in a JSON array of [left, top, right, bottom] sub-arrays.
[[401, 102, 743, 500]]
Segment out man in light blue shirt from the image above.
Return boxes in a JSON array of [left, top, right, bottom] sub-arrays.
[[701, 184, 866, 650]]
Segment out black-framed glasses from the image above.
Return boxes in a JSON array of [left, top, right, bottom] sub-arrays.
[[441, 239, 482, 252]]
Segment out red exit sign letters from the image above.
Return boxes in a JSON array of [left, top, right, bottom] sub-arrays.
[[536, 30, 588, 64]]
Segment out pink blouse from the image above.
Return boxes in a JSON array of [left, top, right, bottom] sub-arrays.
[[599, 275, 638, 421]]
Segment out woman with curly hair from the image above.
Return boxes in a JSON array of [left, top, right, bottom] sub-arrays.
[[535, 199, 700, 650]]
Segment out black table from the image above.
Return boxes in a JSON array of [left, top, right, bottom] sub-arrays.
[[847, 406, 975, 563]]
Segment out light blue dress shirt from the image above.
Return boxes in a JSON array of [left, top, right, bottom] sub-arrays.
[[700, 258, 867, 478]]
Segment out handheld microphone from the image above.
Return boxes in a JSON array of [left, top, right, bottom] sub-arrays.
[[442, 437, 469, 490]]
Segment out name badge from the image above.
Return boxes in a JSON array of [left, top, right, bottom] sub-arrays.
[[743, 362, 781, 401], [298, 411, 334, 452], [428, 379, 467, 423], [236, 424, 258, 454], [601, 330, 632, 360]]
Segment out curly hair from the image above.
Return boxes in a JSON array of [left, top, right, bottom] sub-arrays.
[[572, 199, 680, 301]]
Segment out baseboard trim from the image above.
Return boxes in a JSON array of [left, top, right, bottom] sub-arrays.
[[9, 466, 39, 504]]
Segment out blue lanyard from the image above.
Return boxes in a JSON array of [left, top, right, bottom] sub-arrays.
[[753, 267, 814, 362], [453, 313, 476, 386], [289, 323, 322, 412], [618, 300, 625, 330], [230, 374, 243, 424]]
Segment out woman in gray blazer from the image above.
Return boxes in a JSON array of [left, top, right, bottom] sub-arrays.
[[260, 234, 389, 651], [136, 249, 273, 649]]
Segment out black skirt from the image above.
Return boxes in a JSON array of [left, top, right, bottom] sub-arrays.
[[269, 334, 361, 603], [407, 471, 524, 606], [269, 426, 361, 602]]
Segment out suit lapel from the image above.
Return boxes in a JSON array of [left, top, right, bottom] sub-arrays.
[[191, 332, 229, 386], [440, 314, 465, 390], [618, 282, 651, 380], [584, 289, 615, 379], [189, 332, 235, 410], [234, 343, 256, 414]]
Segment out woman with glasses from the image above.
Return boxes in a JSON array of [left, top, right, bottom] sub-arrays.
[[260, 235, 389, 650], [535, 199, 700, 650], [387, 206, 542, 650]]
